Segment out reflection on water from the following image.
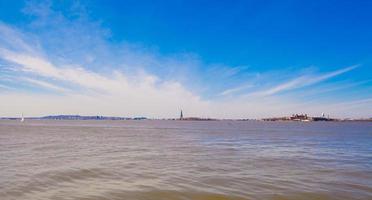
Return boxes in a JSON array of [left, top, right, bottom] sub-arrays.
[[0, 120, 371, 200]]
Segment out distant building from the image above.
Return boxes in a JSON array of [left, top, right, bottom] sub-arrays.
[[262, 113, 336, 122], [180, 110, 183, 120], [290, 114, 309, 121]]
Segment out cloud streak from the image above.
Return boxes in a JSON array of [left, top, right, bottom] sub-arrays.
[[21, 78, 69, 92], [250, 65, 359, 96], [0, 84, 12, 90], [219, 83, 254, 96]]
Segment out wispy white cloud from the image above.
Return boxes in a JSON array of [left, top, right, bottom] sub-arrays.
[[0, 22, 36, 53], [250, 65, 358, 96], [21, 78, 69, 92], [219, 83, 254, 96], [295, 79, 372, 98], [0, 84, 12, 90]]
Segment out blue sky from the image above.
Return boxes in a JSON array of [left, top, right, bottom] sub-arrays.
[[0, 0, 371, 118]]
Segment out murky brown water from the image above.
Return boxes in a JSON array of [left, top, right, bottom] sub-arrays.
[[0, 120, 371, 200]]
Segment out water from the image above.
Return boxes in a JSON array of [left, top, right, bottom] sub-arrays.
[[0, 120, 371, 200]]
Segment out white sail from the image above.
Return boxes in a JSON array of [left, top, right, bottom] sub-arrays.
[[21, 113, 24, 122]]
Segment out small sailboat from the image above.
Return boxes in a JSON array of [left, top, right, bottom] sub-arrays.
[[20, 113, 25, 122]]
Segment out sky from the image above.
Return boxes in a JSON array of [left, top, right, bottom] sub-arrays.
[[0, 0, 371, 119]]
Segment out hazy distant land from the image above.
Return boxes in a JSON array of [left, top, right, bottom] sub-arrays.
[[1, 114, 371, 122]]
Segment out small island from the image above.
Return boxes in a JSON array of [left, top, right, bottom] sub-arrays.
[[262, 114, 372, 122]]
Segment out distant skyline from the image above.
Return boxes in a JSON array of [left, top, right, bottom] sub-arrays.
[[0, 0, 371, 118]]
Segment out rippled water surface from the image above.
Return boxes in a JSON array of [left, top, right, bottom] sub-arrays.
[[0, 120, 371, 200]]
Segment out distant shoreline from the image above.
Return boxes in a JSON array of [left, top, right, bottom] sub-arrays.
[[0, 115, 371, 122]]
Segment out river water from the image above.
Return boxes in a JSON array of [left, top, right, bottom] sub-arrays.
[[0, 120, 371, 200]]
